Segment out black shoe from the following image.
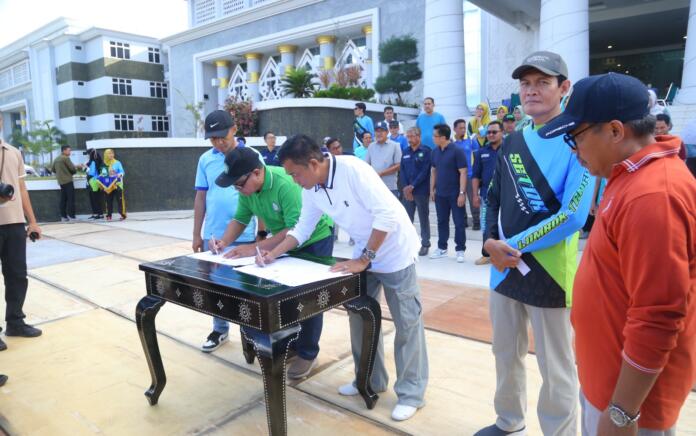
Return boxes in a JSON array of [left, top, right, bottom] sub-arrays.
[[418, 246, 429, 256], [5, 323, 42, 338], [201, 331, 229, 353], [0, 336, 6, 351], [473, 223, 481, 231], [0, 374, 7, 387], [474, 424, 526, 436]]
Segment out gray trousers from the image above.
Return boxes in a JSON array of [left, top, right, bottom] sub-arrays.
[[489, 290, 578, 435], [580, 392, 675, 436], [349, 263, 429, 407], [402, 194, 431, 248]]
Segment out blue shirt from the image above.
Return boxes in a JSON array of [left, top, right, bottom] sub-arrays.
[[400, 145, 432, 196], [454, 138, 479, 178], [260, 147, 280, 166], [471, 144, 500, 200], [415, 111, 446, 149], [390, 134, 409, 152], [431, 142, 467, 197], [195, 148, 256, 242], [353, 115, 374, 150]]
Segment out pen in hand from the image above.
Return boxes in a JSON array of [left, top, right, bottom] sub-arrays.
[[255, 245, 265, 268], [210, 236, 220, 255]]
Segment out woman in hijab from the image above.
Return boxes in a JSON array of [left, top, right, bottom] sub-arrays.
[[100, 148, 126, 220], [85, 148, 105, 219], [513, 105, 532, 131], [496, 105, 508, 121], [468, 102, 491, 147]]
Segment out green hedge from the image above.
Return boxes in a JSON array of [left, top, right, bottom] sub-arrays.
[[313, 85, 375, 102]]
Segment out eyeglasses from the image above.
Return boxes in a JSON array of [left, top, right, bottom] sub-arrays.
[[486, 130, 501, 135], [233, 173, 251, 190], [563, 124, 595, 150]]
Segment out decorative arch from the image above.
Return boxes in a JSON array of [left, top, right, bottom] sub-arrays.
[[227, 64, 248, 101], [336, 39, 366, 69], [296, 48, 316, 72], [259, 57, 282, 101]]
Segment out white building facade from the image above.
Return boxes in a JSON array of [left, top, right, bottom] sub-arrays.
[[0, 18, 170, 148]]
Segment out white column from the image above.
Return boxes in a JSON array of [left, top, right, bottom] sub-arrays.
[[278, 45, 298, 75], [214, 60, 230, 108], [316, 36, 336, 70], [245, 53, 262, 102], [423, 0, 469, 122], [539, 0, 589, 82], [362, 25, 373, 88], [676, 0, 696, 104]]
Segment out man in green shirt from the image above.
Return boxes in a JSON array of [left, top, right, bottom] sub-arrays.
[[212, 147, 334, 379], [51, 145, 82, 221]]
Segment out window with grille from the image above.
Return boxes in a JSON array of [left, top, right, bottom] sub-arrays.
[[194, 0, 216, 25], [148, 47, 160, 63], [114, 114, 134, 131], [149, 82, 168, 98], [0, 61, 30, 93], [151, 115, 169, 132], [112, 78, 133, 95], [109, 41, 131, 59]]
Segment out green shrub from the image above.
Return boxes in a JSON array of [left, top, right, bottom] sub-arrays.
[[313, 85, 375, 102]]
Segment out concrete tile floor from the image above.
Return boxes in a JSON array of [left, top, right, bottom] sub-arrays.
[[1, 215, 693, 435]]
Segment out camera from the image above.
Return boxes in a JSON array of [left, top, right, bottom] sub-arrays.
[[0, 182, 14, 201]]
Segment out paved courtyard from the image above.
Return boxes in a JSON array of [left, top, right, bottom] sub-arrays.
[[1, 211, 694, 435]]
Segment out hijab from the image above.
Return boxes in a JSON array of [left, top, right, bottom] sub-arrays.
[[469, 102, 491, 146]]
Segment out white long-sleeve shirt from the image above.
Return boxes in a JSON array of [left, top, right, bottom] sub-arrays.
[[288, 154, 419, 273]]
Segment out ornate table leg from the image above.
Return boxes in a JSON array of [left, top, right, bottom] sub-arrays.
[[241, 326, 301, 436], [240, 326, 256, 364], [136, 295, 167, 406], [345, 295, 382, 410]]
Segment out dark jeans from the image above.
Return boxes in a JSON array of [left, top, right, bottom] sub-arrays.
[[59, 182, 75, 218], [0, 224, 28, 328], [465, 179, 480, 226], [86, 178, 103, 216], [241, 234, 334, 360], [435, 194, 467, 252], [106, 188, 125, 218], [402, 194, 431, 248]]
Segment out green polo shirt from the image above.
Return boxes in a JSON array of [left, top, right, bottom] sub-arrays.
[[234, 165, 333, 249]]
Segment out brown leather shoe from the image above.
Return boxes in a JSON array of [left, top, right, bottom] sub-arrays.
[[475, 256, 491, 266]]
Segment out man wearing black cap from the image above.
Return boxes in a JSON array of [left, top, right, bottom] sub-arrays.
[[210, 147, 334, 379], [477, 51, 594, 436], [540, 73, 696, 436], [194, 110, 258, 353], [366, 121, 402, 197], [502, 114, 516, 137]]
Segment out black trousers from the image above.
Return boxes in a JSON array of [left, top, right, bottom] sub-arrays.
[[59, 182, 75, 218], [0, 223, 28, 328], [106, 188, 125, 217], [86, 177, 103, 216]]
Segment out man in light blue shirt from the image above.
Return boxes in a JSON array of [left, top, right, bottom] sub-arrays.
[[193, 110, 257, 353], [415, 97, 446, 149]]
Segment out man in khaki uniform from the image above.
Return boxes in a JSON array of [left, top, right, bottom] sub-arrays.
[[0, 118, 44, 386]]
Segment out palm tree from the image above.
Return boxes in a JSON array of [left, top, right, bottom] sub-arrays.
[[281, 68, 316, 98]]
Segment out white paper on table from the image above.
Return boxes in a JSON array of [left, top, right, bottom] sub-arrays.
[[235, 257, 350, 286], [187, 251, 259, 267]]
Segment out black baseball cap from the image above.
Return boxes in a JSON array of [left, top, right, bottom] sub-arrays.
[[375, 121, 389, 131], [512, 51, 568, 79], [204, 110, 235, 139], [538, 73, 650, 139], [215, 147, 263, 188], [503, 114, 515, 122], [388, 120, 400, 128]]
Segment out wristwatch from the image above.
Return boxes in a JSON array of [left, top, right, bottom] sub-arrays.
[[257, 230, 268, 238], [360, 247, 377, 263], [459, 190, 465, 195], [608, 404, 640, 427]]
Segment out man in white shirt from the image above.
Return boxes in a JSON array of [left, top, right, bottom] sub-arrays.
[[259, 134, 429, 422]]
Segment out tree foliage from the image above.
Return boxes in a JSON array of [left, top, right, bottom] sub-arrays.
[[13, 120, 67, 168], [374, 35, 422, 106], [281, 68, 316, 98]]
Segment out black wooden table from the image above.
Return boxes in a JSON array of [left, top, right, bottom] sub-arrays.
[[136, 252, 382, 435]]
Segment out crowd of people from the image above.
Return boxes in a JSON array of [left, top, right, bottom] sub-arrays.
[[1, 48, 695, 435]]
